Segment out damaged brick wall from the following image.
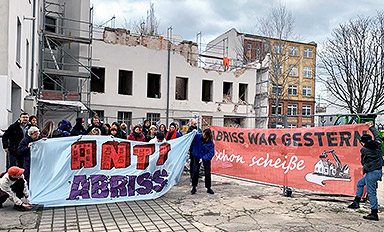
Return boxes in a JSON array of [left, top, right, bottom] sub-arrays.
[[103, 27, 198, 67]]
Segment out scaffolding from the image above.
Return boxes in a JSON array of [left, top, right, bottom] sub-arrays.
[[38, 0, 93, 124]]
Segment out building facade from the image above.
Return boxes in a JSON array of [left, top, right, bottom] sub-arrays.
[[90, 28, 268, 131], [206, 28, 317, 128]]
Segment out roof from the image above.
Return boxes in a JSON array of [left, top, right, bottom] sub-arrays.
[[38, 99, 88, 111]]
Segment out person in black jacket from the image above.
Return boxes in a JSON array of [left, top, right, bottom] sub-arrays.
[[86, 116, 106, 135], [348, 122, 384, 221], [17, 126, 42, 184], [70, 118, 87, 136], [187, 119, 202, 179], [2, 113, 30, 168]]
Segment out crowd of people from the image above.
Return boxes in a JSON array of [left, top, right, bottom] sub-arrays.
[[0, 113, 215, 211]]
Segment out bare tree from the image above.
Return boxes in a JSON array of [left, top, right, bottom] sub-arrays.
[[319, 12, 384, 113], [123, 2, 160, 36], [257, 3, 299, 126]]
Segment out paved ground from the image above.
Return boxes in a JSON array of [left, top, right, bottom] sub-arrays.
[[1, 171, 384, 231]]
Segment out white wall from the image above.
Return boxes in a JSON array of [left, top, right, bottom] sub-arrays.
[[0, 0, 36, 172], [91, 39, 259, 126]]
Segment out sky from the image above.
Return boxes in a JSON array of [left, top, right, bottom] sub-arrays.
[[90, 0, 384, 46]]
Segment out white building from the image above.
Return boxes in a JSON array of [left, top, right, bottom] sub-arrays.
[[90, 28, 269, 130], [0, 0, 39, 172]]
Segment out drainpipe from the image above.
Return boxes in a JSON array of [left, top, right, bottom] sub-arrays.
[[30, 0, 36, 94], [166, 26, 172, 126]]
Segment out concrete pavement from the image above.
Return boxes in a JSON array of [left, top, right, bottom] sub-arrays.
[[1, 171, 384, 231]]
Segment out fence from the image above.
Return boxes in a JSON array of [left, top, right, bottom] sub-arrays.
[[97, 113, 384, 133]]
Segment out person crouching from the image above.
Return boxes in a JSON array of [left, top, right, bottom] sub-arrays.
[[0, 166, 32, 211]]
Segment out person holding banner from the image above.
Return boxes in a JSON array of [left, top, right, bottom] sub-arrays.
[[0, 166, 32, 211], [17, 126, 43, 184], [191, 128, 215, 195], [347, 122, 383, 221]]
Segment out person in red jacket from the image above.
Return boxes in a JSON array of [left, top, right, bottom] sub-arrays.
[[127, 124, 145, 142], [165, 122, 182, 140]]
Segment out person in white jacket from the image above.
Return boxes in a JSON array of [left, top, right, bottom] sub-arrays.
[[0, 166, 32, 211]]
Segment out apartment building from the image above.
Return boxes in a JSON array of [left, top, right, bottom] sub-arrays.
[[206, 28, 317, 128], [90, 28, 267, 130], [0, 0, 39, 171]]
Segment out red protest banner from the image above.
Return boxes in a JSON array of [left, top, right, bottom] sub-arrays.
[[210, 124, 368, 196]]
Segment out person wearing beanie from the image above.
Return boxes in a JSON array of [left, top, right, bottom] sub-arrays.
[[347, 122, 384, 221], [111, 122, 126, 139], [70, 118, 87, 136], [86, 115, 107, 135], [145, 125, 157, 142], [127, 125, 145, 142], [109, 125, 118, 137], [165, 122, 181, 141], [0, 166, 32, 211], [149, 132, 166, 143], [52, 119, 71, 137]]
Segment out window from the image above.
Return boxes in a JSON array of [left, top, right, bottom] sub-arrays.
[[302, 105, 312, 116], [303, 86, 312, 97], [175, 77, 188, 100], [273, 43, 283, 54], [118, 111, 132, 131], [304, 48, 313, 58], [16, 17, 21, 66], [288, 124, 297, 128], [25, 40, 30, 91], [289, 46, 299, 56], [93, 110, 104, 122], [45, 16, 56, 33], [289, 65, 298, 77], [239, 83, 248, 102], [91, 67, 105, 93], [273, 64, 283, 75], [247, 44, 251, 50], [43, 76, 62, 90], [288, 104, 297, 115], [147, 113, 160, 125], [303, 66, 312, 78], [202, 80, 213, 102], [272, 84, 283, 95], [223, 82, 233, 102], [147, 73, 161, 98], [118, 70, 133, 95], [288, 85, 297, 96], [271, 103, 282, 115], [255, 44, 262, 60]]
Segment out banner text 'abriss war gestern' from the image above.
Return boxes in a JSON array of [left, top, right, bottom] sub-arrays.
[[210, 124, 368, 196]]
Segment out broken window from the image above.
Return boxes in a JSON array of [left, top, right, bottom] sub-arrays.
[[45, 16, 56, 33], [118, 111, 132, 131], [118, 70, 133, 95], [43, 75, 62, 91], [147, 73, 161, 98], [202, 80, 213, 102], [239, 83, 248, 102], [175, 77, 188, 100], [93, 110, 104, 122], [147, 113, 160, 125], [91, 67, 105, 93], [223, 82, 233, 102]]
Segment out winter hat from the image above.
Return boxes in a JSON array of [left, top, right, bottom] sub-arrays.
[[8, 166, 24, 176], [149, 125, 157, 130], [110, 125, 118, 131], [169, 122, 177, 128], [360, 134, 372, 143]]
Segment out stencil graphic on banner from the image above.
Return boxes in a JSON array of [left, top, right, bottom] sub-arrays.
[[305, 150, 351, 186]]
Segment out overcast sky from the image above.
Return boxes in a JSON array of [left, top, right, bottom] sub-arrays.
[[91, 0, 383, 46]]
